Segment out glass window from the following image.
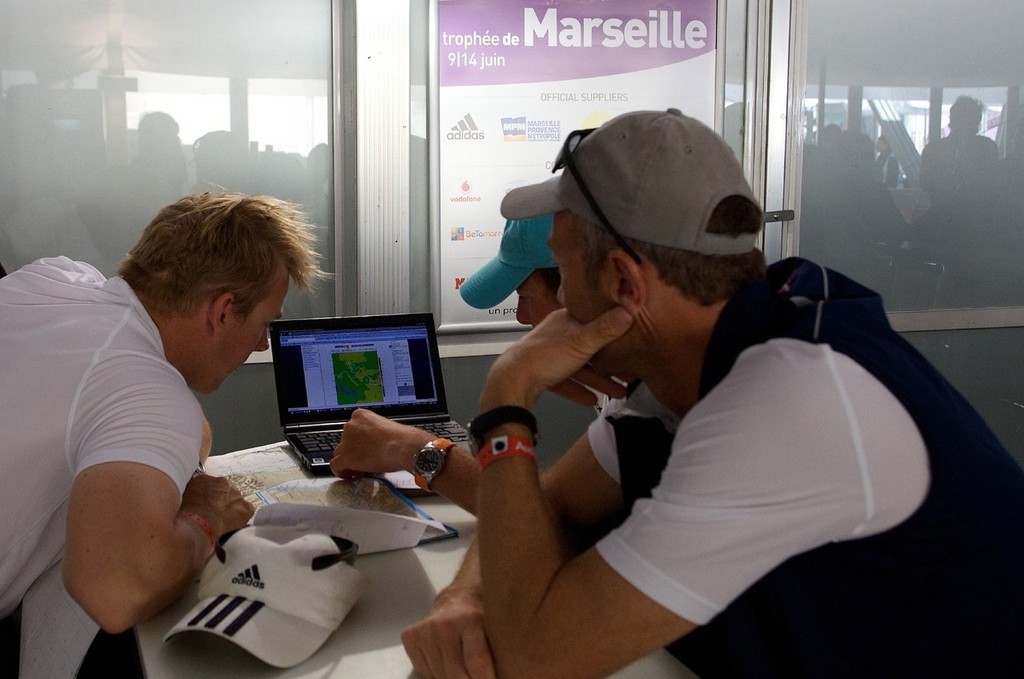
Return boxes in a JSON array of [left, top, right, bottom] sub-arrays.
[[0, 1, 335, 318], [722, 0, 753, 164], [797, 1, 1024, 312]]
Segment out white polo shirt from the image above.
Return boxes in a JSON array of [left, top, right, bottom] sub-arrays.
[[0, 257, 202, 618], [589, 339, 930, 625]]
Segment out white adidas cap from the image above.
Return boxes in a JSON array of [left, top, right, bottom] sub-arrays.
[[163, 524, 367, 668]]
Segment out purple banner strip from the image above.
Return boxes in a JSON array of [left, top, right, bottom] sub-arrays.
[[439, 0, 717, 87]]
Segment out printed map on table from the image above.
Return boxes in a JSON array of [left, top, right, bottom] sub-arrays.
[[205, 443, 458, 551]]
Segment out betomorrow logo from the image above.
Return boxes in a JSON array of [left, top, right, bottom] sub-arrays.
[[451, 227, 503, 240]]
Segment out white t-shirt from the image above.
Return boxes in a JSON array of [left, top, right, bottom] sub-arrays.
[[0, 257, 202, 618], [590, 339, 930, 625]]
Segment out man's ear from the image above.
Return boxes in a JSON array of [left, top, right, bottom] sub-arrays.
[[205, 291, 236, 335], [605, 250, 647, 314]]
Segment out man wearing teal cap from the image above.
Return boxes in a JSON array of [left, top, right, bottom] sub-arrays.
[[328, 213, 626, 512], [459, 215, 562, 327]]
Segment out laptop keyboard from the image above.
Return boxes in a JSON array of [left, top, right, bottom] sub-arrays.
[[293, 430, 341, 455], [293, 420, 468, 456], [418, 421, 470, 442]]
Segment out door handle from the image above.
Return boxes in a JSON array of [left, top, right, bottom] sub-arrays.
[[763, 209, 795, 223]]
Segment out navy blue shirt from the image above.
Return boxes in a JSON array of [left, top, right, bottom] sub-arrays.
[[613, 258, 1024, 678]]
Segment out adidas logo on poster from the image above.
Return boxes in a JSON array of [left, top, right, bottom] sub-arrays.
[[448, 114, 485, 141], [232, 564, 265, 589]]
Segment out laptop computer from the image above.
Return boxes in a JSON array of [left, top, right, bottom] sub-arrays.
[[269, 312, 469, 477]]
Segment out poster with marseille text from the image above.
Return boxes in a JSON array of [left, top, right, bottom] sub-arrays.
[[436, 0, 718, 332]]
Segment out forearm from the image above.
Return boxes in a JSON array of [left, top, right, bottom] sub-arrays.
[[331, 410, 480, 512], [64, 463, 252, 633], [401, 533, 495, 677], [374, 426, 481, 511], [125, 510, 213, 623], [425, 445, 480, 514], [131, 513, 212, 622], [404, 436, 625, 677], [417, 308, 648, 676], [478, 441, 675, 678], [441, 533, 483, 598], [471, 310, 635, 674], [65, 505, 210, 633], [364, 430, 481, 512], [476, 424, 575, 675]]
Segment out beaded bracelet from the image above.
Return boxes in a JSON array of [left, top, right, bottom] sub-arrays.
[[476, 434, 537, 472], [178, 510, 217, 558]]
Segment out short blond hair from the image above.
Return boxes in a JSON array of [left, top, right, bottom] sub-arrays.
[[119, 192, 326, 316]]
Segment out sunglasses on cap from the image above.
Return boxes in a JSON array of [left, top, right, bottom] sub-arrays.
[[552, 128, 643, 264]]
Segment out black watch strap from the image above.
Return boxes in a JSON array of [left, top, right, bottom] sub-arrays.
[[468, 406, 538, 451]]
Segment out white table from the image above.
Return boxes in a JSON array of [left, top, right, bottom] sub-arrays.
[[136, 496, 694, 678]]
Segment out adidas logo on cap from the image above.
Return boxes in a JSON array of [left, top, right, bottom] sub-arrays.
[[232, 564, 265, 589], [164, 525, 367, 668]]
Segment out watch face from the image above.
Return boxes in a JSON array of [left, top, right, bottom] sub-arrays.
[[414, 446, 444, 476]]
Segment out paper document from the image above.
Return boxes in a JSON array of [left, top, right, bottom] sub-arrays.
[[255, 503, 433, 553], [204, 443, 458, 552]]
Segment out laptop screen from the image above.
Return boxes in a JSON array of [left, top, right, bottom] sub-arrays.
[[269, 313, 450, 428]]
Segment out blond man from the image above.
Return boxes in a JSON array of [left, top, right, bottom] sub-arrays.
[[0, 192, 324, 674]]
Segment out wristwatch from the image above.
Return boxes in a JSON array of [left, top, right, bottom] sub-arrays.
[[412, 438, 455, 491]]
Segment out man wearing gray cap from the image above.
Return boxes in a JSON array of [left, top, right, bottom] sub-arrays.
[[401, 109, 1024, 678]]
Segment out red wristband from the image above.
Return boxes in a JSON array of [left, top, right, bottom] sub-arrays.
[[477, 434, 536, 472], [178, 510, 217, 558]]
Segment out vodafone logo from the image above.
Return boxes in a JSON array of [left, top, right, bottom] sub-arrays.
[[450, 179, 481, 204]]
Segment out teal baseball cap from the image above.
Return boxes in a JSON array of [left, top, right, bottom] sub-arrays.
[[459, 214, 556, 309]]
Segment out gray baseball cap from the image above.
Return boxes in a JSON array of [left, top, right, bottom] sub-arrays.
[[501, 109, 760, 256]]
